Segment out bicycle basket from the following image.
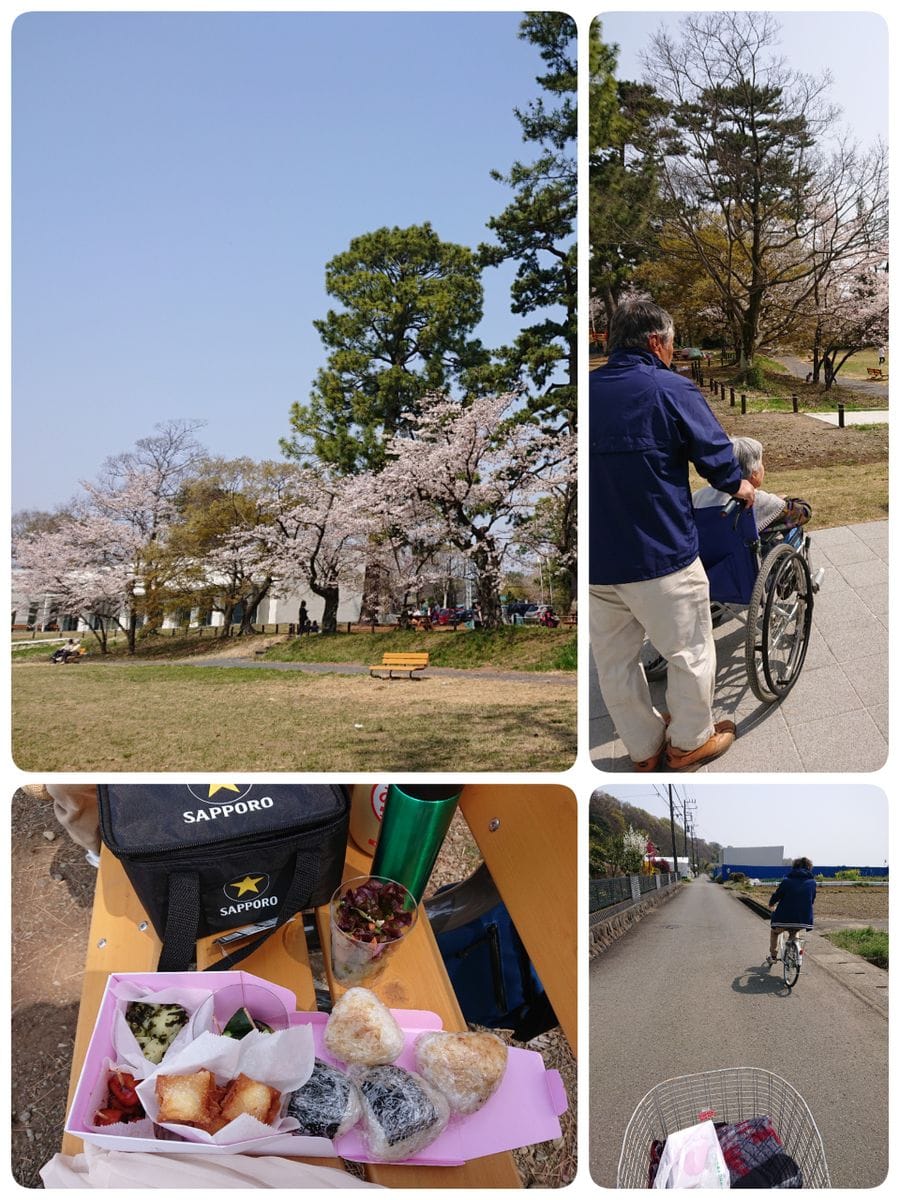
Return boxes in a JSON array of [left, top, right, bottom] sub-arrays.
[[617, 1067, 831, 1188]]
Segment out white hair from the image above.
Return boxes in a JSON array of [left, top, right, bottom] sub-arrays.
[[730, 436, 764, 480]]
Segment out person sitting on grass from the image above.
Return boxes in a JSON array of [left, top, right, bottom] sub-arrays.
[[693, 436, 811, 538], [766, 856, 816, 965]]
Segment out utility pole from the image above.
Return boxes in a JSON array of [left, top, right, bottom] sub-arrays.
[[668, 784, 678, 878]]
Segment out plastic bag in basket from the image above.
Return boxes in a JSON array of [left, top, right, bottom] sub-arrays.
[[652, 1119, 730, 1189]]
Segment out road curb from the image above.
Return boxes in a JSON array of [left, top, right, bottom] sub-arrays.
[[729, 889, 887, 1018]]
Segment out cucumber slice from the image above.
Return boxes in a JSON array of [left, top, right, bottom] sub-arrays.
[[222, 1007, 274, 1038]]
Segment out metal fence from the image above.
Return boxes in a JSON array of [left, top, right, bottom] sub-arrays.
[[589, 876, 632, 912], [590, 872, 679, 913]]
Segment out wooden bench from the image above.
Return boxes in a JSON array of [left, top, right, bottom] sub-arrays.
[[60, 785, 576, 1188], [867, 367, 887, 380], [370, 652, 429, 679]]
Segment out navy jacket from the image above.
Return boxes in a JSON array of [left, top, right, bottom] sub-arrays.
[[769, 867, 816, 927], [589, 350, 744, 585]]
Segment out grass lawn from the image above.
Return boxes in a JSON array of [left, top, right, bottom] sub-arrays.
[[12, 663, 576, 771], [762, 462, 888, 528], [70, 625, 577, 672], [689, 459, 887, 529], [712, 362, 887, 412], [823, 926, 888, 969], [264, 627, 576, 672]]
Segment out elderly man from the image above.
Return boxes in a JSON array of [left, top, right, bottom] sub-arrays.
[[590, 300, 756, 770]]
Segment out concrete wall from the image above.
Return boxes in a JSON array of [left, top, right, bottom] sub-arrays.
[[720, 863, 888, 881], [589, 880, 681, 958], [719, 845, 785, 866]]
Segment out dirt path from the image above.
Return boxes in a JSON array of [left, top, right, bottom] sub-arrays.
[[12, 792, 96, 1187]]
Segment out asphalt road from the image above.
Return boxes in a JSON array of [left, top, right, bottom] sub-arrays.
[[589, 877, 888, 1187]]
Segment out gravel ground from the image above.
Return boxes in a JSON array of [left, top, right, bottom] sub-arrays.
[[11, 796, 575, 1189]]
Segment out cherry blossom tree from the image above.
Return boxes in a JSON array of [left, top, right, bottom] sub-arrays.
[[15, 422, 206, 653], [14, 512, 143, 652], [374, 392, 576, 628], [814, 259, 888, 389], [256, 466, 371, 634]]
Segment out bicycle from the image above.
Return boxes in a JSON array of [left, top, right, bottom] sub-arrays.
[[617, 1067, 831, 1188], [775, 927, 811, 989]]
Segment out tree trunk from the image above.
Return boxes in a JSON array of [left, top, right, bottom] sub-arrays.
[[471, 542, 503, 630], [220, 602, 236, 637], [316, 586, 339, 634], [127, 609, 137, 655]]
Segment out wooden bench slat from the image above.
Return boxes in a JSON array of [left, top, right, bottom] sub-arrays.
[[316, 842, 522, 1188], [370, 652, 429, 678]]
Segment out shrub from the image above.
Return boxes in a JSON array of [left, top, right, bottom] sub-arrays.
[[729, 871, 747, 883], [835, 868, 861, 881]]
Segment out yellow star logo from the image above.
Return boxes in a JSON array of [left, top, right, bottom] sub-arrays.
[[231, 875, 265, 897], [207, 784, 241, 797]]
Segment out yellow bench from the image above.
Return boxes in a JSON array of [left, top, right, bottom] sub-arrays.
[[370, 652, 429, 679]]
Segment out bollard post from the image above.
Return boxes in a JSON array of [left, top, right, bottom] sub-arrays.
[[838, 403, 845, 428], [730, 386, 735, 406], [741, 394, 747, 414], [698, 371, 704, 388], [792, 394, 798, 413]]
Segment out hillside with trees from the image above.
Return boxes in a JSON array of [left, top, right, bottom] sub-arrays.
[[589, 790, 721, 876]]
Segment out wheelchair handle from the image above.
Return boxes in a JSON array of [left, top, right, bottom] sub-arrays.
[[722, 496, 743, 516]]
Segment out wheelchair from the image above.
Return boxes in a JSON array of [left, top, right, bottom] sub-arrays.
[[644, 501, 824, 704]]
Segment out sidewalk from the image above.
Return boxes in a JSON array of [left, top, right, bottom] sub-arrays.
[[590, 521, 888, 772]]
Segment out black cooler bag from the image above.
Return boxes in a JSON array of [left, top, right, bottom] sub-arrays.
[[99, 783, 349, 971]]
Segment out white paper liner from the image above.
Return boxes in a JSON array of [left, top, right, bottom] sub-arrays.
[[135, 1025, 316, 1145], [109, 980, 217, 1073]]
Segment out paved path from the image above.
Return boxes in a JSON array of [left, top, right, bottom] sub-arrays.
[[773, 353, 889, 402], [169, 657, 576, 687], [590, 521, 887, 771], [589, 878, 888, 1187], [805, 409, 889, 426]]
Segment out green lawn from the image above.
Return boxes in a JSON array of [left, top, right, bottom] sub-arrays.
[[264, 627, 576, 672], [823, 926, 888, 969], [12, 662, 576, 772]]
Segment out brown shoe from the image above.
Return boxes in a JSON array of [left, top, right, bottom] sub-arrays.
[[666, 721, 736, 771], [631, 714, 672, 772]]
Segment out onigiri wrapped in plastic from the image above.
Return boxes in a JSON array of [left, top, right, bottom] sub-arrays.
[[323, 988, 404, 1067], [287, 1058, 361, 1139], [355, 1063, 450, 1161], [414, 1029, 508, 1114]]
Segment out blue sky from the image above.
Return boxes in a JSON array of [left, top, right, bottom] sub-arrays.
[[596, 785, 889, 868], [12, 10, 554, 509], [597, 10, 888, 149]]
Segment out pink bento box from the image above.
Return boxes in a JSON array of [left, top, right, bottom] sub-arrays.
[[66, 971, 568, 1165]]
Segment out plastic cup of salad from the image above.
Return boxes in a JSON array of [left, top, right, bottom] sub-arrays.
[[329, 875, 418, 987]]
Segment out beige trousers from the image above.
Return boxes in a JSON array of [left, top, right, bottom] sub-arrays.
[[23, 783, 101, 852], [590, 558, 716, 760]]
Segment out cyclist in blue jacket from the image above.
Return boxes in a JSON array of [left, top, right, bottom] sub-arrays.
[[589, 299, 756, 771], [766, 857, 816, 963]]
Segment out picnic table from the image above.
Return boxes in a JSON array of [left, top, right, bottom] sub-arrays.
[[61, 784, 575, 1188]]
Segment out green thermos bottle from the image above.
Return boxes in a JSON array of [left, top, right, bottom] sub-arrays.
[[371, 784, 462, 904]]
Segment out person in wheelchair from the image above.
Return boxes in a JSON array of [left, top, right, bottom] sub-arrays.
[[643, 437, 813, 686], [693, 435, 811, 546]]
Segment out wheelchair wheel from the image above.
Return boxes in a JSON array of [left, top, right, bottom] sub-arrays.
[[745, 543, 813, 702]]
